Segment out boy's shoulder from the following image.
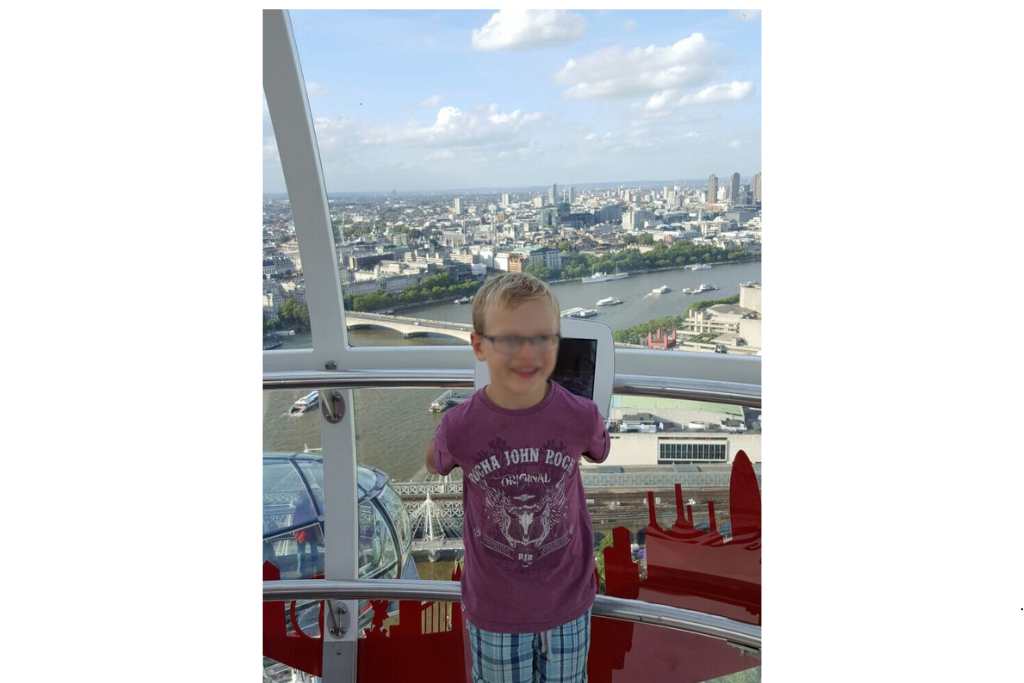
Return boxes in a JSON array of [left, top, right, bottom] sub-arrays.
[[438, 387, 486, 432]]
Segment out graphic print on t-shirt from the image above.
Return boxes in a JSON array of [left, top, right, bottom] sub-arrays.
[[466, 437, 576, 568]]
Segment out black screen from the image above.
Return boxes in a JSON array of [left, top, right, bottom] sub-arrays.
[[551, 338, 597, 400]]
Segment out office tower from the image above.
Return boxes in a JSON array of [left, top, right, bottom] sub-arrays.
[[567, 186, 575, 204], [548, 184, 558, 205], [452, 197, 462, 215], [707, 174, 718, 205], [501, 192, 510, 208], [753, 172, 762, 204], [532, 196, 544, 208], [539, 207, 558, 228], [730, 172, 740, 206]]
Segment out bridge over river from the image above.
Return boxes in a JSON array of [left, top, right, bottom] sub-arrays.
[[345, 311, 472, 343]]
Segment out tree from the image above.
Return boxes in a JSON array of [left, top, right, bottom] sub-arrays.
[[278, 298, 311, 332], [524, 261, 552, 281], [638, 233, 654, 245]]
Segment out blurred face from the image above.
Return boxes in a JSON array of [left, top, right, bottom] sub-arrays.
[[472, 297, 560, 406]]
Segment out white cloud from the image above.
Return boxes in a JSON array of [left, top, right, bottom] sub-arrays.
[[624, 19, 637, 32], [684, 131, 700, 138], [729, 139, 742, 148], [419, 94, 442, 108], [644, 89, 678, 111], [305, 81, 327, 97], [678, 81, 754, 105], [362, 104, 544, 151], [486, 103, 543, 126], [555, 33, 715, 99], [472, 10, 585, 51]]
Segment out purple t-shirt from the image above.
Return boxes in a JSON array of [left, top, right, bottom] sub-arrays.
[[432, 380, 610, 632]]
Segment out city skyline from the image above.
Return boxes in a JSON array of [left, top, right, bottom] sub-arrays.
[[262, 175, 759, 198], [264, 9, 761, 194]]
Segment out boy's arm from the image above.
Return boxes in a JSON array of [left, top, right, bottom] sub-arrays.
[[427, 418, 458, 475], [425, 440, 439, 475], [581, 406, 611, 463]]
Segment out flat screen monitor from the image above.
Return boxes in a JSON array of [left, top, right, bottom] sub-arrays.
[[551, 337, 597, 400]]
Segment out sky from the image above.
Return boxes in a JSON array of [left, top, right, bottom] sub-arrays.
[[263, 9, 761, 194]]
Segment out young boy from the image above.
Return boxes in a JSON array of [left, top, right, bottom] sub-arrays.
[[425, 272, 610, 683]]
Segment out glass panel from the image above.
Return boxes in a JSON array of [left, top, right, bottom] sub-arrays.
[[589, 394, 761, 632], [359, 501, 399, 578], [288, 10, 760, 351], [351, 385, 463, 583], [296, 460, 324, 512], [263, 94, 312, 351], [359, 501, 383, 575], [263, 462, 315, 535], [263, 393, 324, 680], [374, 501, 399, 574], [264, 523, 324, 579], [378, 482, 412, 557]]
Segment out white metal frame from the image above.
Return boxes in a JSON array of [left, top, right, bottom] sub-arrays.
[[263, 9, 761, 681], [264, 11, 358, 682]]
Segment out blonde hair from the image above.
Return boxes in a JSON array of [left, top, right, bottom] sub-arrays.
[[472, 272, 561, 334]]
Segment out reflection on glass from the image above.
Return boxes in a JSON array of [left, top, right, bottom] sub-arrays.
[[264, 523, 324, 580], [263, 462, 315, 535], [358, 501, 383, 574], [296, 461, 324, 511], [378, 484, 411, 552], [375, 503, 399, 573]]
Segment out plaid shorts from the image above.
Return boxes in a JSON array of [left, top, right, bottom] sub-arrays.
[[465, 608, 592, 683]]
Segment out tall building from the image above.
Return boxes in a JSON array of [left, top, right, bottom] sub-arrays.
[[753, 172, 762, 204], [548, 184, 558, 205], [707, 175, 718, 206], [622, 209, 655, 232], [507, 252, 526, 273], [730, 173, 740, 206], [452, 197, 462, 215], [539, 207, 558, 229], [500, 192, 510, 208], [567, 186, 575, 204]]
